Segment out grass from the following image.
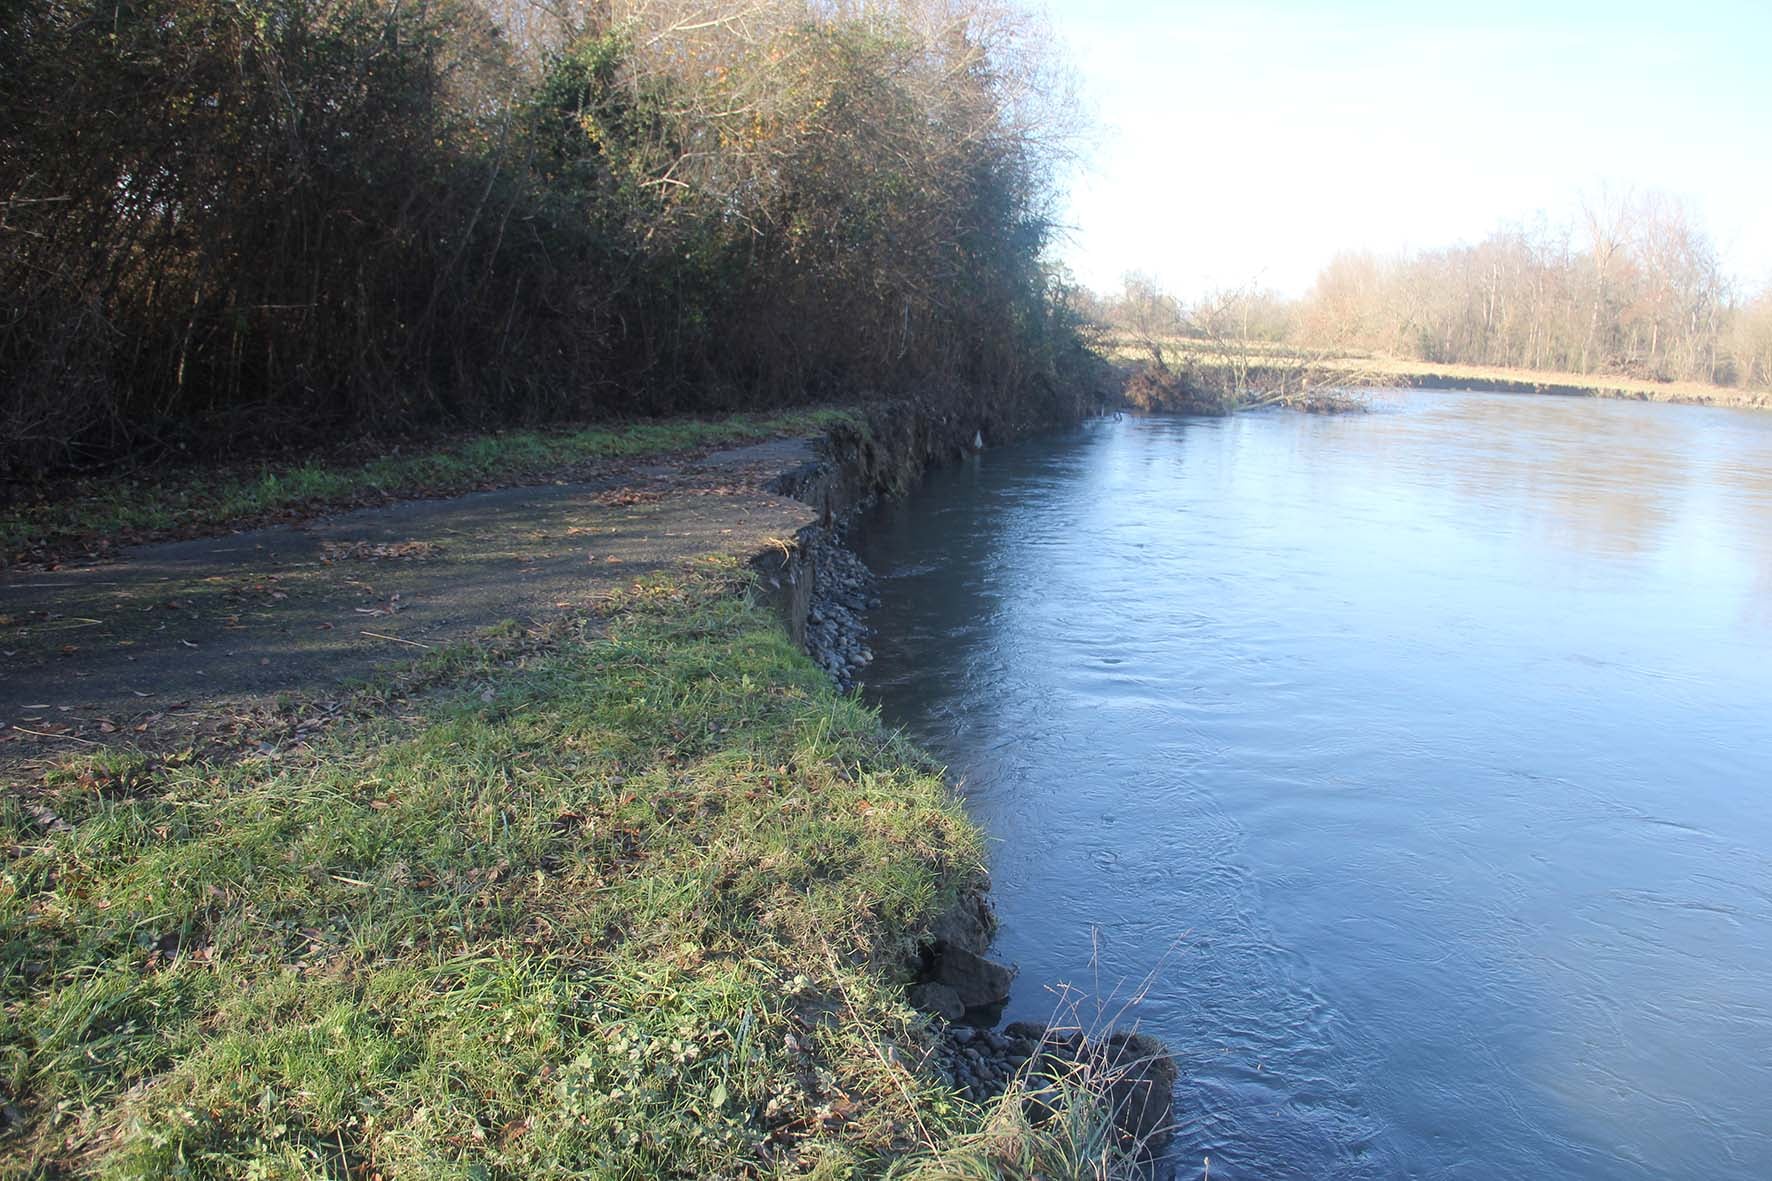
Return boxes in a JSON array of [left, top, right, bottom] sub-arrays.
[[2, 408, 862, 564], [1, 558, 1137, 1179], [889, 1073, 1132, 1181]]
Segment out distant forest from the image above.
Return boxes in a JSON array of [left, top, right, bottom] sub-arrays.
[[1, 0, 1090, 482], [1093, 192, 1772, 391]]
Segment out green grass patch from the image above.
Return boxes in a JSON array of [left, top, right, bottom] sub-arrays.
[[1, 559, 1057, 1177], [4, 408, 861, 563]]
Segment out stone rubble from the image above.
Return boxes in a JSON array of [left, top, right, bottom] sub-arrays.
[[804, 535, 880, 691]]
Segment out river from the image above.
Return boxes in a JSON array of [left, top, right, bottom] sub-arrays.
[[851, 390, 1772, 1180]]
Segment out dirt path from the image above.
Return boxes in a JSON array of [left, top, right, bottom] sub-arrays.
[[0, 439, 820, 776]]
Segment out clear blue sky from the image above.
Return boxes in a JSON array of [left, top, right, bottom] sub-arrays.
[[1042, 0, 1772, 299]]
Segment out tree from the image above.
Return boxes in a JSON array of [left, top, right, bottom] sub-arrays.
[[1283, 190, 1763, 392], [0, 0, 1092, 480]]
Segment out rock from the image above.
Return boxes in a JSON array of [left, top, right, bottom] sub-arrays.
[[800, 532, 877, 693], [908, 982, 965, 1021], [931, 946, 1014, 1008], [929, 892, 995, 956], [1105, 1031, 1179, 1153]]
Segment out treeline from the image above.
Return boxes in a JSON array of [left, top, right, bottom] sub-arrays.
[[1090, 192, 1772, 391], [1, 0, 1088, 482], [1297, 193, 1772, 387]]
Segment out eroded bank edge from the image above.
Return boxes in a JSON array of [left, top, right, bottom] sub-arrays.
[[751, 404, 1180, 1158]]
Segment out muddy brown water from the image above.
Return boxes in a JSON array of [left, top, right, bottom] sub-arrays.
[[854, 390, 1772, 1180]]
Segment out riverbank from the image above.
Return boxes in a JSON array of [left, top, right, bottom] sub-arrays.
[[2, 407, 1170, 1177], [1102, 333, 1772, 411], [1339, 354, 1772, 408], [2, 559, 980, 1175]]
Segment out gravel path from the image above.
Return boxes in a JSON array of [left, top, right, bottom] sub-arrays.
[[1, 440, 821, 776]]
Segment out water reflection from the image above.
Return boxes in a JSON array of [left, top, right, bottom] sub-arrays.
[[854, 392, 1772, 1181], [1346, 391, 1700, 562]]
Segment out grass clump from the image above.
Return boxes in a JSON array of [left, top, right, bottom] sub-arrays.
[[892, 1076, 1136, 1181], [2, 408, 860, 563], [2, 558, 1034, 1177]]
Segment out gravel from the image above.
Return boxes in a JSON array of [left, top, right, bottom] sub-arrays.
[[803, 534, 880, 691], [924, 1021, 1057, 1106]]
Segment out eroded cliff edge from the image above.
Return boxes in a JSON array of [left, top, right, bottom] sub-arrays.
[[752, 403, 1180, 1162]]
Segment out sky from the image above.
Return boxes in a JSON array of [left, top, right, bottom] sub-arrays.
[[1040, 0, 1772, 300]]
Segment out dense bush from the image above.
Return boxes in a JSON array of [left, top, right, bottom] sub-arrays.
[[0, 0, 1089, 482]]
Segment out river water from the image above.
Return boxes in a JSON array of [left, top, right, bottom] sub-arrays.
[[851, 390, 1772, 1180]]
